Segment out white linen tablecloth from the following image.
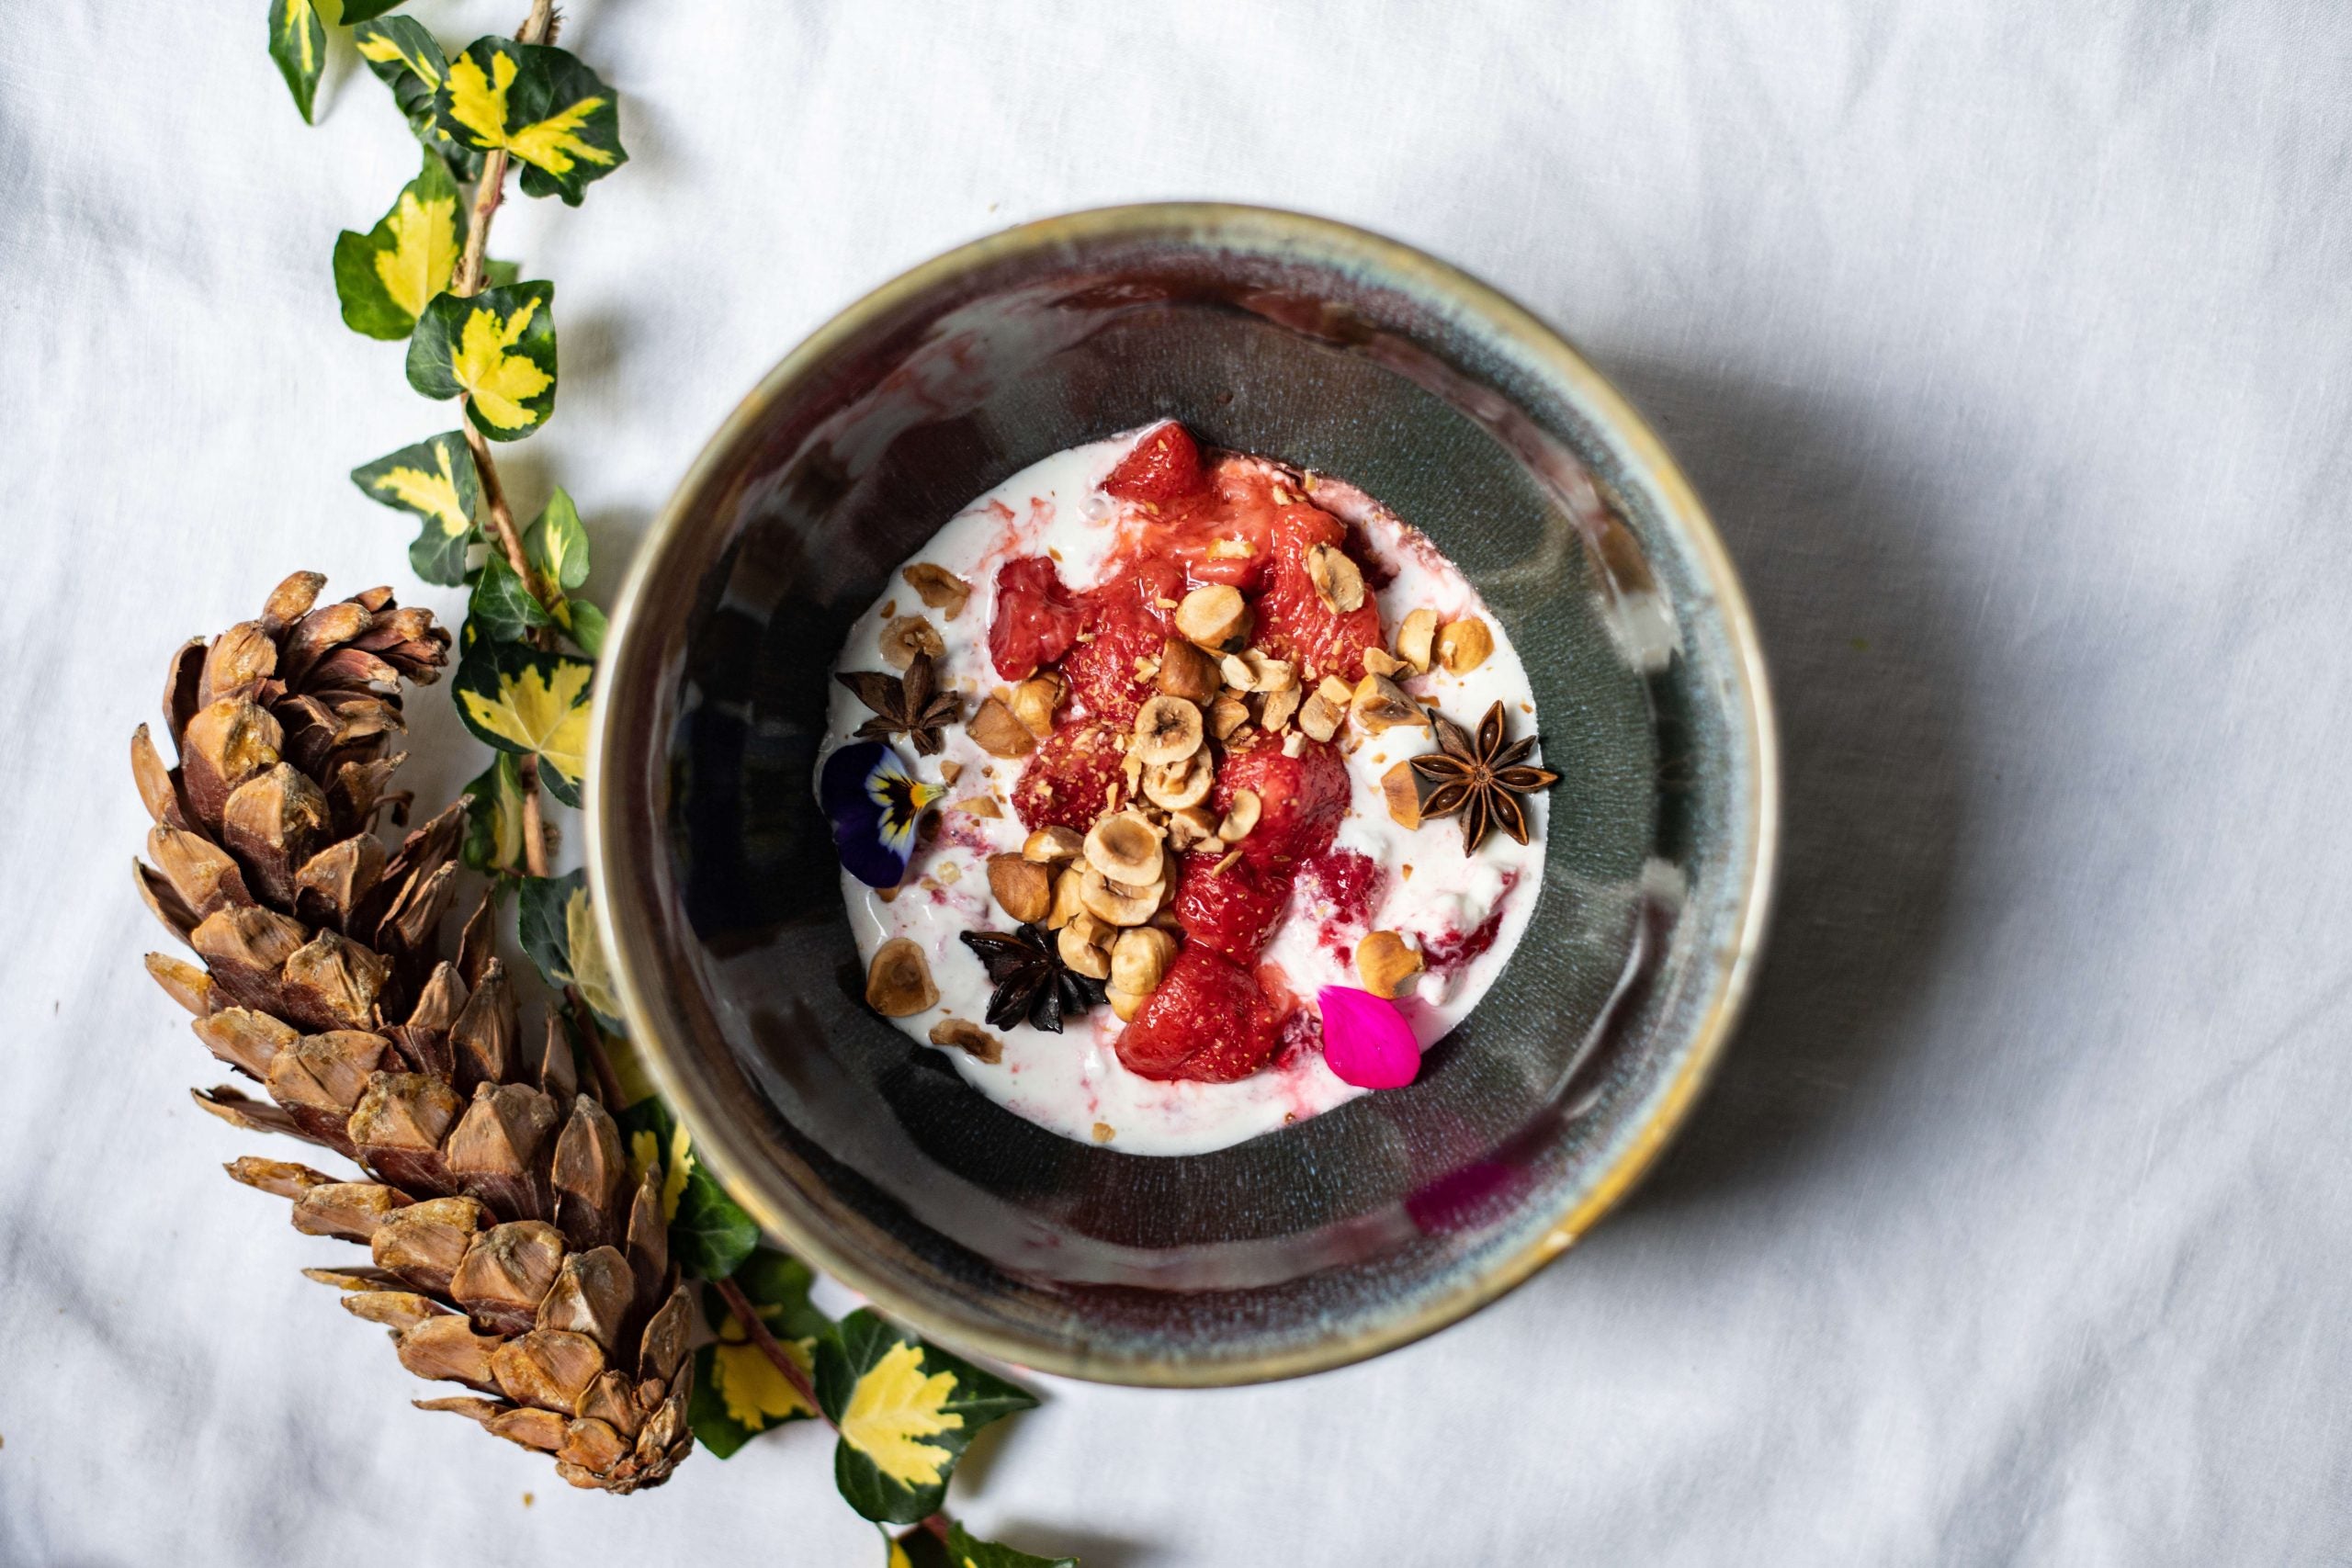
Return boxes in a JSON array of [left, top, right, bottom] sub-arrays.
[[5, 2, 2349, 1562]]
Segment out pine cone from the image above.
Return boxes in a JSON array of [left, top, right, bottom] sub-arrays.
[[133, 573, 695, 1495]]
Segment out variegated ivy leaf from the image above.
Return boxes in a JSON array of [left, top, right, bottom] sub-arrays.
[[435, 39, 628, 206], [888, 1523, 1076, 1568], [460, 750, 526, 874], [352, 17, 483, 180], [406, 280, 558, 442], [266, 0, 326, 124], [339, 0, 408, 21], [514, 868, 625, 1023], [688, 1247, 830, 1458], [526, 488, 591, 590], [815, 1311, 1039, 1525], [349, 431, 481, 586], [332, 152, 463, 340], [614, 1095, 760, 1280], [452, 637, 589, 802], [469, 552, 555, 645], [483, 258, 522, 289], [565, 600, 609, 658]]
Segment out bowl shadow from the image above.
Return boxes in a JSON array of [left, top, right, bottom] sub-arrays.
[[1603, 358, 1977, 1212]]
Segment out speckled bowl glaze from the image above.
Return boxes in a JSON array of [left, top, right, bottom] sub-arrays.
[[586, 205, 1777, 1385]]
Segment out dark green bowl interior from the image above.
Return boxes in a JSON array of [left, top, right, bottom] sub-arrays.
[[594, 209, 1768, 1382]]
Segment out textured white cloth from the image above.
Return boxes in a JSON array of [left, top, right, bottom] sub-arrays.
[[5, 1, 2349, 1562]]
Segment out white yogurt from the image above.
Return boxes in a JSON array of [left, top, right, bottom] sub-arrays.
[[819, 429, 1547, 1156]]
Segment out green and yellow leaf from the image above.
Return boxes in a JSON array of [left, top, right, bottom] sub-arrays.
[[434, 39, 628, 206], [333, 152, 463, 340], [452, 638, 589, 796], [563, 599, 609, 658], [816, 1311, 1039, 1524], [563, 878, 623, 1022], [612, 1096, 761, 1279], [406, 280, 559, 442], [888, 1524, 1075, 1568], [339, 0, 408, 21], [266, 0, 326, 124], [459, 750, 527, 875], [526, 488, 592, 590], [469, 552, 555, 645], [686, 1247, 831, 1458], [353, 17, 481, 179], [349, 431, 480, 586]]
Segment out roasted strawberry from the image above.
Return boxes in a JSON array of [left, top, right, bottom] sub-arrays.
[[1102, 421, 1207, 506], [1215, 734, 1351, 866], [1059, 558, 1184, 725], [1114, 943, 1286, 1083], [987, 555, 1084, 681], [1170, 845, 1289, 963], [1012, 717, 1126, 834], [1252, 505, 1383, 685]]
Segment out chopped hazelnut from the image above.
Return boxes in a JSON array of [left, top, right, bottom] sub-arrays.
[[1109, 926, 1178, 995], [1022, 825, 1083, 863], [1174, 584, 1250, 650], [1142, 752, 1213, 810], [1156, 637, 1221, 705], [1306, 543, 1366, 614], [1043, 866, 1087, 930], [1437, 616, 1494, 674], [1133, 695, 1205, 765], [1218, 788, 1261, 843], [1362, 647, 1403, 678], [948, 795, 1001, 818], [1057, 922, 1114, 980], [1351, 673, 1424, 732], [1354, 931, 1424, 998], [986, 853, 1054, 924], [1296, 689, 1343, 743], [1010, 674, 1063, 738], [1208, 694, 1251, 740], [900, 563, 972, 620], [878, 615, 944, 671], [1396, 608, 1438, 673], [928, 1018, 1002, 1063], [864, 939, 937, 1017], [966, 696, 1035, 758], [1381, 760, 1423, 829], [1258, 684, 1302, 732], [1165, 805, 1219, 849]]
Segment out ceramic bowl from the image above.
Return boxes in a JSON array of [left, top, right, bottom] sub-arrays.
[[586, 204, 1777, 1385]]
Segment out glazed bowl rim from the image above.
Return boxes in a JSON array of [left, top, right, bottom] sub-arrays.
[[584, 200, 1781, 1384]]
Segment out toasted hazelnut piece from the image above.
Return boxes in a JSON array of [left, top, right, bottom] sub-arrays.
[[1057, 922, 1113, 980], [1296, 689, 1344, 743], [948, 795, 1001, 818], [1217, 788, 1261, 843], [1174, 584, 1250, 650], [986, 853, 1054, 924], [1132, 695, 1204, 765], [939, 760, 964, 784], [1306, 543, 1366, 614], [1381, 760, 1423, 829], [1437, 617, 1494, 674], [1207, 693, 1250, 740], [1084, 812, 1165, 886], [1157, 637, 1221, 705], [1044, 865, 1087, 930], [879, 615, 945, 671], [1165, 805, 1220, 849], [1022, 825, 1083, 863], [1316, 674, 1354, 706], [967, 696, 1035, 758], [1281, 730, 1306, 758], [1351, 673, 1425, 732], [1141, 752, 1213, 810], [865, 939, 937, 1017], [1010, 674, 1063, 738], [1110, 926, 1178, 995], [1106, 987, 1148, 1022], [1218, 653, 1254, 691], [1205, 536, 1257, 559], [901, 563, 973, 620], [928, 1018, 1002, 1064], [1080, 867, 1164, 927], [1258, 684, 1302, 732], [1066, 910, 1114, 949], [1362, 647, 1403, 678], [1396, 608, 1439, 673], [1355, 931, 1424, 999]]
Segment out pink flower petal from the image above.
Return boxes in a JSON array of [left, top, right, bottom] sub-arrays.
[[1318, 985, 1421, 1089]]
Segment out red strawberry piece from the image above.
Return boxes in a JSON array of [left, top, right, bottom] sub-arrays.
[[1170, 845, 1289, 963], [987, 556, 1083, 681], [1214, 734, 1351, 866], [1012, 718, 1127, 834], [1114, 943, 1287, 1083], [1059, 558, 1185, 725], [1252, 504, 1383, 685], [1102, 421, 1207, 506]]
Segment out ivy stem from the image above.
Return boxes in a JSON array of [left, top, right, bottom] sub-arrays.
[[713, 1277, 829, 1424]]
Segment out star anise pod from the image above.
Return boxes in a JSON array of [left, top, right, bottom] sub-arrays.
[[958, 923, 1107, 1033], [836, 652, 959, 755], [1409, 700, 1560, 854]]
